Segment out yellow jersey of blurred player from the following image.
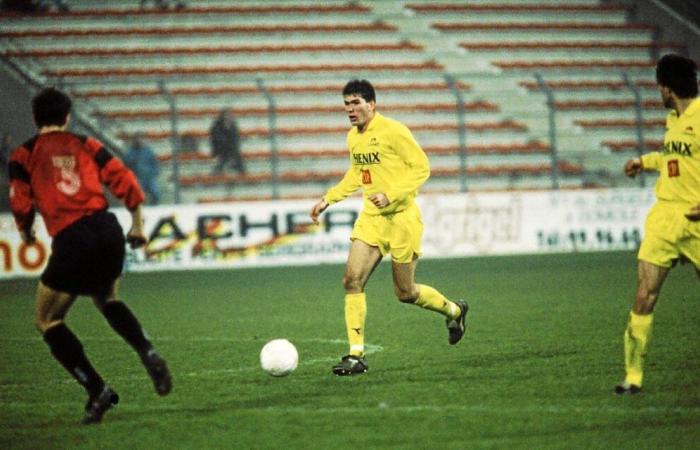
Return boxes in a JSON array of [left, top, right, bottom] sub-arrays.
[[310, 79, 468, 375], [616, 54, 700, 394]]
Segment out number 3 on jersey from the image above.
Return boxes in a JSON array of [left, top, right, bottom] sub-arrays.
[[361, 168, 372, 184], [52, 156, 81, 195], [667, 159, 680, 177]]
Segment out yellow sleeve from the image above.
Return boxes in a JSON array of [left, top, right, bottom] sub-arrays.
[[640, 152, 662, 172], [323, 165, 361, 205], [384, 126, 430, 203]]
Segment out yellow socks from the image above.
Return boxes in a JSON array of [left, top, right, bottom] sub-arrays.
[[344, 293, 366, 357], [414, 284, 460, 319], [624, 311, 654, 387]]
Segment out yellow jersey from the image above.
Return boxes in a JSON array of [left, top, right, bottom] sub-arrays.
[[323, 112, 430, 215], [641, 97, 700, 206]]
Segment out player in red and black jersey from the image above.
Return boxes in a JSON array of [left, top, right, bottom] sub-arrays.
[[8, 88, 172, 425]]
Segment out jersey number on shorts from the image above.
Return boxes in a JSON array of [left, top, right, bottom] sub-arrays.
[[52, 156, 81, 196], [361, 168, 372, 184], [667, 159, 680, 178]]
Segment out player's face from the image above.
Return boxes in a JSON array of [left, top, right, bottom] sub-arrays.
[[343, 94, 375, 131], [659, 85, 674, 109]]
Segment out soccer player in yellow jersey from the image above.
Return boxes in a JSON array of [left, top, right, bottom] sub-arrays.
[[309, 79, 468, 375], [616, 54, 700, 394]]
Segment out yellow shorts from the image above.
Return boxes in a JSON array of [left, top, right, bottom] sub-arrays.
[[350, 203, 423, 263], [638, 201, 700, 268]]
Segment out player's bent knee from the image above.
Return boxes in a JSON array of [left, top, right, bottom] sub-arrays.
[[36, 317, 65, 334], [397, 289, 418, 303], [634, 291, 658, 314], [635, 288, 659, 305], [342, 275, 363, 292], [394, 286, 419, 303], [95, 297, 119, 313]]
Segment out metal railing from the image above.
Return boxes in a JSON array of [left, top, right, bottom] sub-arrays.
[[0, 27, 597, 203], [159, 80, 181, 204], [7, 41, 660, 204], [534, 73, 560, 190], [444, 73, 468, 192], [255, 78, 280, 200], [534, 72, 653, 190], [0, 38, 125, 158], [622, 73, 648, 188]]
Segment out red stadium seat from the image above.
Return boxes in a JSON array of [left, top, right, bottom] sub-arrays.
[[73, 81, 472, 99], [1, 22, 397, 38], [179, 161, 582, 188], [518, 80, 657, 91], [492, 60, 654, 71], [158, 141, 550, 164], [574, 119, 665, 129], [95, 101, 499, 120], [4, 42, 425, 59], [459, 41, 682, 52], [43, 61, 443, 79], [601, 139, 664, 152], [432, 22, 654, 32], [0, 3, 372, 18], [120, 119, 528, 141], [407, 3, 627, 13], [553, 100, 662, 110]]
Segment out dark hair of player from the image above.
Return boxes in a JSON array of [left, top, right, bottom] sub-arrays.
[[32, 87, 72, 128], [342, 79, 376, 103], [655, 54, 699, 98]]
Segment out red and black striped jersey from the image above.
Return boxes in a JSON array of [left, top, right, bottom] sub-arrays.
[[8, 131, 145, 236]]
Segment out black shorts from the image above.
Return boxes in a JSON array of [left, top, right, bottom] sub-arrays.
[[41, 210, 126, 297]]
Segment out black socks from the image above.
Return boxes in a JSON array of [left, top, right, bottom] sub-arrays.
[[43, 323, 104, 398], [103, 300, 152, 355], [43, 301, 154, 400]]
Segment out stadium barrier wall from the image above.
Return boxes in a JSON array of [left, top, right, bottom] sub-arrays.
[[0, 188, 654, 280]]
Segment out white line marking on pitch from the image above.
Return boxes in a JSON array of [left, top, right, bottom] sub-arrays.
[[3, 400, 700, 416], [0, 338, 382, 388]]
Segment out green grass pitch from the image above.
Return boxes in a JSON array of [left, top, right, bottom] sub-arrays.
[[1, 251, 699, 449]]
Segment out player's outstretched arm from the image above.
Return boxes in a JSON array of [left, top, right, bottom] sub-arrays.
[[126, 205, 147, 249], [624, 158, 642, 178], [310, 199, 329, 225]]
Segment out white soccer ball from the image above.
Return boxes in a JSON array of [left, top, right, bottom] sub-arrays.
[[260, 339, 298, 377]]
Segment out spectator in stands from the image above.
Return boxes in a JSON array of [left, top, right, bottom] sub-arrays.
[[0, 0, 67, 12], [36, 0, 68, 11], [139, 0, 185, 10], [615, 54, 700, 395], [210, 108, 245, 175], [124, 134, 160, 205]]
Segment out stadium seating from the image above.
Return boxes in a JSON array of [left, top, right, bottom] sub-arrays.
[[0, 0, 681, 202]]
